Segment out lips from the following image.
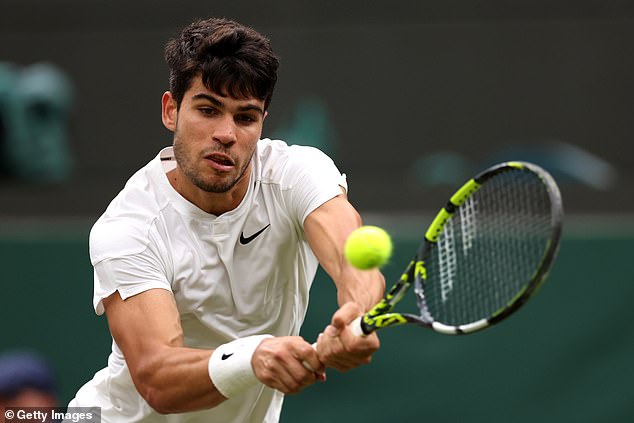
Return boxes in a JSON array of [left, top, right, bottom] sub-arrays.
[[205, 153, 235, 171]]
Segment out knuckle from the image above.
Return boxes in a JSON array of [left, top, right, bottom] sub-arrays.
[[300, 372, 315, 385], [258, 369, 274, 385], [287, 380, 302, 393], [269, 347, 287, 362], [296, 343, 313, 357]]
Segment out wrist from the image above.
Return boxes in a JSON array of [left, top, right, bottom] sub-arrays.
[[208, 334, 273, 398]]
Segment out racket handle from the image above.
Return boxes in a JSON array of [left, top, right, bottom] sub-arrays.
[[302, 317, 365, 372], [301, 342, 318, 372], [349, 316, 366, 337], [302, 341, 323, 376]]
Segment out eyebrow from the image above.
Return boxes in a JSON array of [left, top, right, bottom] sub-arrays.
[[191, 93, 264, 115]]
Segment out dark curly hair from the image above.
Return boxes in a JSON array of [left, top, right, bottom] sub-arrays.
[[164, 18, 279, 110]]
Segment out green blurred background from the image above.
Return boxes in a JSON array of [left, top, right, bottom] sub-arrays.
[[1, 1, 634, 421], [1, 221, 633, 422]]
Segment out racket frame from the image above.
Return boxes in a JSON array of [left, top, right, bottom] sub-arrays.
[[359, 161, 563, 335]]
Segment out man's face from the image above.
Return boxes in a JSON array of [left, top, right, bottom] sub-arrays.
[[167, 75, 266, 194]]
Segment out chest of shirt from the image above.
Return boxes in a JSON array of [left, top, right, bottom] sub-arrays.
[[156, 195, 304, 320]]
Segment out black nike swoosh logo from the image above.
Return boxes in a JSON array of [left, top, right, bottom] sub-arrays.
[[239, 224, 270, 245], [221, 353, 233, 360]]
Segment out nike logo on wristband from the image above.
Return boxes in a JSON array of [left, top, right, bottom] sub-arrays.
[[239, 224, 270, 245], [221, 353, 234, 360]]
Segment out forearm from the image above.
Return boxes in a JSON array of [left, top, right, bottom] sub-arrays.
[[104, 291, 279, 414], [304, 195, 385, 312], [133, 346, 223, 414], [133, 334, 280, 414], [335, 266, 384, 311]]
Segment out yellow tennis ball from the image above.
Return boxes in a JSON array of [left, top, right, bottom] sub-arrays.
[[344, 226, 392, 270]]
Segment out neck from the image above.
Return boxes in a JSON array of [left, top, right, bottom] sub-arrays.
[[167, 166, 251, 216]]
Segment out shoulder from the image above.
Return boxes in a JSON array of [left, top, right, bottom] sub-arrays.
[[89, 216, 155, 265], [257, 138, 334, 164], [254, 139, 347, 223], [89, 155, 166, 264], [255, 138, 338, 186]]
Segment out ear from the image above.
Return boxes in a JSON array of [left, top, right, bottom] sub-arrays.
[[161, 91, 177, 132]]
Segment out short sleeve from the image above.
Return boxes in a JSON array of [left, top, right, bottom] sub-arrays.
[[92, 252, 172, 315], [90, 219, 172, 315], [281, 145, 348, 224]]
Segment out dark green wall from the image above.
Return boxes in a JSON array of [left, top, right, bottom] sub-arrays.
[[2, 227, 633, 422], [0, 227, 111, 404], [286, 231, 634, 422]]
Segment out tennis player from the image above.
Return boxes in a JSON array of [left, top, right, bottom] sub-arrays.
[[68, 17, 384, 422]]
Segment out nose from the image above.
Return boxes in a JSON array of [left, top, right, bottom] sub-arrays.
[[213, 115, 237, 145]]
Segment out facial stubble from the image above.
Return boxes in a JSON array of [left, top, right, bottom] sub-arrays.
[[172, 131, 254, 194]]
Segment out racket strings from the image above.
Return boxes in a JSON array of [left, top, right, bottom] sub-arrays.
[[421, 169, 554, 326]]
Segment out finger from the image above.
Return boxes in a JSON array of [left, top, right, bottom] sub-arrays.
[[279, 356, 322, 393], [341, 327, 380, 353], [331, 302, 363, 329], [253, 337, 318, 393], [333, 331, 379, 369], [256, 364, 293, 393], [264, 361, 309, 394], [282, 340, 324, 389], [301, 355, 326, 378], [302, 365, 326, 381], [298, 342, 326, 380], [315, 333, 358, 371], [323, 321, 377, 356]]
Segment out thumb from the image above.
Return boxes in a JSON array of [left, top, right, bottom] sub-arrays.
[[324, 305, 353, 337], [324, 324, 340, 337], [331, 302, 363, 330]]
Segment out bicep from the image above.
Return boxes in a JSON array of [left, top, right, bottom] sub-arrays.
[[102, 288, 224, 412], [304, 195, 384, 310], [303, 194, 361, 275], [103, 288, 183, 372]]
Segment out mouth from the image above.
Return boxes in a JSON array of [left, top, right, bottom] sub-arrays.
[[204, 153, 235, 172]]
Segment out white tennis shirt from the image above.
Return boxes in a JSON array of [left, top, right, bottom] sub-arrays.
[[69, 139, 347, 422]]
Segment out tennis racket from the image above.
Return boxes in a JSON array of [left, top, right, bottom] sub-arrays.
[[350, 160, 563, 336]]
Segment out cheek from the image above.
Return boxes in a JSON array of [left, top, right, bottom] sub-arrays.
[[175, 118, 209, 145], [239, 135, 260, 159], [238, 126, 262, 146]]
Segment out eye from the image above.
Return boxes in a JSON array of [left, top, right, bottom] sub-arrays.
[[199, 107, 218, 116], [236, 114, 258, 124]]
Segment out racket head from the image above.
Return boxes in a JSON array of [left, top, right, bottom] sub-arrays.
[[414, 161, 563, 334]]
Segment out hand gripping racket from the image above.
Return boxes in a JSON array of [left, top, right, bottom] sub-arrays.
[[350, 161, 563, 336]]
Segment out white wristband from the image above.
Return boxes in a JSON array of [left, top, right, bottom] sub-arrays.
[[208, 334, 272, 399]]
